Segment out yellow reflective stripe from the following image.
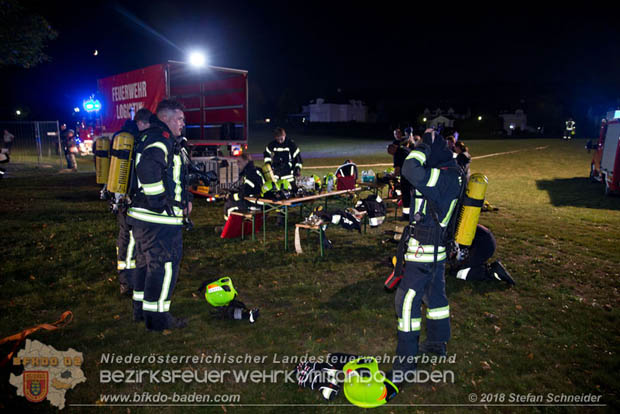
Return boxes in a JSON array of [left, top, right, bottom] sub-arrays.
[[427, 305, 450, 320], [158, 262, 173, 312], [130, 207, 182, 217], [427, 168, 440, 187], [293, 148, 300, 158], [407, 239, 446, 253], [295, 163, 303, 168], [265, 147, 273, 155], [127, 209, 183, 225], [142, 301, 158, 311], [404, 252, 447, 262], [398, 289, 416, 332], [244, 179, 255, 188], [173, 154, 182, 203], [441, 199, 458, 227], [117, 261, 127, 270], [406, 150, 426, 164], [264, 157, 272, 163], [126, 231, 135, 269], [410, 318, 421, 331], [144, 142, 168, 163], [133, 291, 144, 301], [142, 181, 165, 195]]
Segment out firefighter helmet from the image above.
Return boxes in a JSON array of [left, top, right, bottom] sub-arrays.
[[205, 277, 238, 307], [342, 357, 398, 408]]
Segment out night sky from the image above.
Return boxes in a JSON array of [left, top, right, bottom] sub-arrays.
[[3, 1, 620, 124]]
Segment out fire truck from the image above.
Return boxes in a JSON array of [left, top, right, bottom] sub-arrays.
[[588, 110, 620, 195], [96, 61, 249, 197]]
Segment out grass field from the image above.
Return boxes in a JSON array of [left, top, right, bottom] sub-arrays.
[[0, 138, 619, 413]]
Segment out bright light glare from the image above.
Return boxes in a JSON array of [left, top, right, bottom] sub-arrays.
[[478, 116, 483, 121], [15, 110, 21, 116], [74, 107, 80, 112], [422, 117, 427, 122], [189, 51, 207, 67], [265, 118, 271, 123]]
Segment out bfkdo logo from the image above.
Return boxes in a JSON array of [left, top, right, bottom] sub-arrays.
[[24, 371, 49, 403]]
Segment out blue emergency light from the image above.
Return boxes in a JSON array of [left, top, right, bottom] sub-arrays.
[[83, 98, 101, 113]]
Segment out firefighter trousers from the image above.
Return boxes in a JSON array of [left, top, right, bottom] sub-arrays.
[[394, 260, 450, 370], [132, 223, 183, 331], [116, 211, 136, 290]]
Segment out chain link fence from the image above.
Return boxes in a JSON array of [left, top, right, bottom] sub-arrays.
[[1, 121, 64, 168]]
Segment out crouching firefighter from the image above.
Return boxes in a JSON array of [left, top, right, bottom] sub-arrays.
[[126, 100, 192, 331], [224, 153, 265, 220], [390, 129, 463, 384]]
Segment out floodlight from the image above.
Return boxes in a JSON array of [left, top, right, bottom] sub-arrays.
[[189, 51, 207, 67]]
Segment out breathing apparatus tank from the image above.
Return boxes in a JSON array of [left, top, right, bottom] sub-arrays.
[[454, 173, 488, 246], [106, 132, 135, 194], [95, 137, 110, 184]]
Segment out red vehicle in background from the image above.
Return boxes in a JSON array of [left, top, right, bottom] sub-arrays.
[[95, 61, 249, 197], [96, 61, 248, 156], [588, 110, 620, 195]]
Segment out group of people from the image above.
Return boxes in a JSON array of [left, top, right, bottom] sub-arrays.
[[104, 106, 512, 402], [109, 100, 305, 332]]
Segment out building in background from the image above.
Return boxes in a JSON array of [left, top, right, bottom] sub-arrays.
[[301, 98, 368, 122], [499, 109, 528, 135]]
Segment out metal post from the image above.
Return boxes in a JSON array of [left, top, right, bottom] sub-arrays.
[[284, 205, 288, 251], [35, 122, 42, 164], [56, 121, 62, 168]]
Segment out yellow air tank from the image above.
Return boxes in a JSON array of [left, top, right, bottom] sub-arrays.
[[454, 173, 488, 246], [106, 132, 135, 194], [95, 137, 110, 184]]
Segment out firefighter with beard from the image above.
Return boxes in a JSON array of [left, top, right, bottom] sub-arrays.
[[127, 100, 191, 331], [113, 108, 152, 296], [390, 129, 462, 385], [263, 127, 302, 188]]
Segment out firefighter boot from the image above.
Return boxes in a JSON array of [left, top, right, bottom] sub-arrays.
[[418, 340, 447, 357], [489, 261, 515, 285]]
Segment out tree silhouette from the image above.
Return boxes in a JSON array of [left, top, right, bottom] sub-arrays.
[[0, 0, 57, 68]]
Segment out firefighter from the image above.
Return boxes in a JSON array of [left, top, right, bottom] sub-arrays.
[[113, 108, 152, 296], [263, 127, 302, 188], [387, 143, 411, 220], [223, 153, 266, 220], [391, 129, 462, 384], [127, 100, 191, 331], [449, 224, 515, 285], [564, 118, 576, 140]]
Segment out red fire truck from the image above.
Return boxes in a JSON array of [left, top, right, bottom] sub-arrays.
[[96, 61, 248, 156], [589, 110, 620, 195], [96, 61, 249, 197]]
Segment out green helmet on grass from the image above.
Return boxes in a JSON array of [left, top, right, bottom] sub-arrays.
[[205, 277, 238, 307], [342, 357, 398, 408]]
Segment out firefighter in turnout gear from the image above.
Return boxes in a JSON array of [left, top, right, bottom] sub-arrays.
[[564, 118, 576, 140], [127, 100, 191, 331], [113, 108, 152, 296], [263, 127, 302, 187], [391, 129, 462, 382], [224, 153, 266, 220]]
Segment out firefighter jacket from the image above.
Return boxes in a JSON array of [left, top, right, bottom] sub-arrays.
[[231, 161, 265, 204], [127, 117, 189, 226], [401, 134, 462, 263], [263, 137, 302, 180], [565, 120, 575, 131]]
